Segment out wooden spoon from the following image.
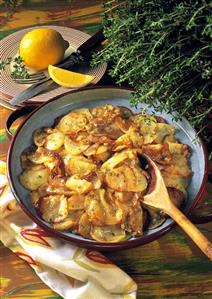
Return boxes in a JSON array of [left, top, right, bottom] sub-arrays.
[[142, 155, 212, 260]]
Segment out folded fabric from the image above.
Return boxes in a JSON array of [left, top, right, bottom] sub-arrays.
[[0, 161, 137, 299]]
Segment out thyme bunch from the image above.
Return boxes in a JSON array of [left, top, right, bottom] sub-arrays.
[[0, 55, 29, 79], [92, 0, 212, 150]]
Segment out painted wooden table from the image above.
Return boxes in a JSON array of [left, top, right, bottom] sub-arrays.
[[0, 1, 212, 298]]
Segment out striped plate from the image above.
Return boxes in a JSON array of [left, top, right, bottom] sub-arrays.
[[0, 25, 107, 104]]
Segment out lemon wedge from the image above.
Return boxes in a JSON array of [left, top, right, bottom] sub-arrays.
[[48, 65, 95, 88]]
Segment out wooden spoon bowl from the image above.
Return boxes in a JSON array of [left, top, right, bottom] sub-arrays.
[[142, 154, 212, 260]]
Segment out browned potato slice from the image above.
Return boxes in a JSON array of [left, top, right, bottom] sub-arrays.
[[83, 143, 99, 156], [98, 189, 123, 225], [25, 147, 54, 165], [126, 204, 143, 236], [94, 145, 111, 162], [65, 175, 93, 194], [67, 194, 85, 210], [167, 142, 189, 157], [129, 167, 147, 192], [68, 157, 96, 177], [145, 206, 166, 229], [162, 173, 188, 195], [91, 225, 126, 243], [113, 129, 144, 152], [46, 177, 73, 196], [78, 213, 91, 238], [85, 192, 105, 226], [162, 154, 192, 177], [64, 135, 89, 155], [101, 150, 136, 171], [113, 191, 134, 203], [153, 123, 175, 143], [20, 146, 37, 170], [20, 167, 50, 190], [163, 135, 177, 143], [105, 167, 128, 191], [44, 132, 64, 151], [114, 116, 131, 133], [91, 105, 120, 121], [39, 195, 68, 223], [84, 171, 103, 190], [30, 191, 40, 207], [141, 143, 172, 165], [33, 128, 48, 147], [117, 199, 143, 236], [113, 134, 132, 152], [57, 110, 89, 134], [53, 210, 83, 230], [106, 164, 147, 193], [133, 114, 157, 144]]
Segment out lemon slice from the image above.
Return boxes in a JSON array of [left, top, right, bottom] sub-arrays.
[[48, 65, 95, 88]]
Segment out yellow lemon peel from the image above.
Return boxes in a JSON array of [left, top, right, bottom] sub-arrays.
[[19, 28, 69, 71], [48, 65, 95, 88]]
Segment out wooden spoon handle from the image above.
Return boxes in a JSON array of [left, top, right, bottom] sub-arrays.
[[166, 203, 212, 260]]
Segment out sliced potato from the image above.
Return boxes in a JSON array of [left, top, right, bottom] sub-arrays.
[[106, 167, 128, 191], [130, 166, 147, 192], [153, 123, 175, 143], [163, 173, 188, 195], [85, 191, 105, 226], [167, 142, 189, 156], [53, 210, 83, 230], [46, 177, 73, 196], [114, 116, 131, 132], [78, 213, 91, 238], [133, 114, 157, 144], [106, 164, 147, 193], [162, 154, 192, 177], [57, 111, 89, 134], [39, 194, 68, 223], [45, 132, 64, 151], [85, 171, 103, 190], [65, 175, 93, 194], [20, 167, 50, 190], [33, 128, 48, 147], [26, 147, 54, 165], [145, 206, 166, 229], [99, 189, 123, 225], [141, 143, 172, 165], [30, 190, 40, 207], [20, 146, 38, 169], [113, 191, 134, 203], [125, 204, 143, 236], [68, 157, 96, 177], [64, 135, 89, 155], [101, 150, 136, 171], [67, 194, 85, 210], [91, 225, 126, 243], [95, 145, 111, 162]]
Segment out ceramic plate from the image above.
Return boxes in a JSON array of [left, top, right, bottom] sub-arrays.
[[7, 87, 208, 251], [0, 25, 107, 103]]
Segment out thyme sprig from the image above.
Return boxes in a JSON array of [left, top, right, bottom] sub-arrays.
[[92, 0, 212, 151], [0, 55, 29, 79]]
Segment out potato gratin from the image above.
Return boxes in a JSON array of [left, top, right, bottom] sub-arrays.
[[19, 105, 192, 242]]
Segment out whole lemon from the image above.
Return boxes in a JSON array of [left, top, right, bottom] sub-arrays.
[[19, 28, 69, 71]]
